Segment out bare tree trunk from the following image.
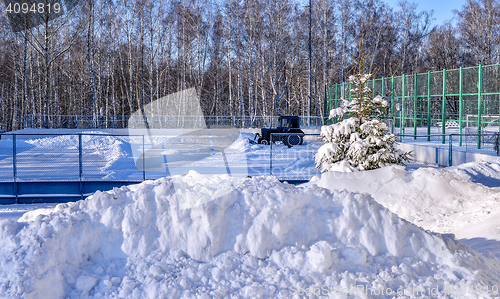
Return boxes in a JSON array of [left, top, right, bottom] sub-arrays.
[[13, 60, 19, 131], [225, 1, 233, 117], [22, 31, 29, 130], [44, 26, 50, 127], [87, 0, 98, 126]]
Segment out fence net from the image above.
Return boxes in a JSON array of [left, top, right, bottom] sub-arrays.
[[270, 133, 322, 180], [2, 129, 498, 184], [15, 134, 80, 182], [24, 115, 324, 130], [0, 135, 14, 182], [325, 64, 500, 150]]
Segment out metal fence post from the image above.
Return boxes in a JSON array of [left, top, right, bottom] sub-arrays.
[[414, 73, 418, 139], [142, 135, 146, 181], [478, 64, 483, 149], [329, 84, 333, 113], [13, 134, 17, 203], [79, 134, 83, 200], [442, 69, 447, 144], [372, 78, 376, 97], [334, 84, 338, 122], [391, 76, 395, 130], [12, 134, 16, 181], [270, 134, 273, 176], [449, 134, 453, 166], [79, 134, 83, 181], [427, 71, 431, 141], [402, 74, 406, 135], [459, 67, 463, 146], [381, 77, 385, 97]]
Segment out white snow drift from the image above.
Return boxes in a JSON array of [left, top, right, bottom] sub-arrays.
[[310, 163, 500, 242], [0, 172, 499, 298]]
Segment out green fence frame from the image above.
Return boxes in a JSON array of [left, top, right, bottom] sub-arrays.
[[324, 64, 500, 149]]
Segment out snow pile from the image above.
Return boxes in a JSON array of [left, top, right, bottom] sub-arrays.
[[310, 165, 500, 242], [446, 158, 500, 187], [23, 131, 111, 149], [23, 134, 78, 149], [0, 204, 57, 222], [24, 134, 133, 176], [0, 173, 499, 298], [226, 133, 252, 152]]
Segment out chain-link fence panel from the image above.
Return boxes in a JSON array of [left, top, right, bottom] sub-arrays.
[[81, 134, 145, 181], [270, 133, 322, 180], [0, 135, 14, 181], [448, 133, 499, 166], [136, 130, 246, 180], [24, 115, 323, 130], [461, 131, 499, 155], [15, 134, 80, 181], [326, 64, 500, 149]]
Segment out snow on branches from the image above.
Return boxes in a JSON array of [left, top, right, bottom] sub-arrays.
[[315, 54, 411, 172]]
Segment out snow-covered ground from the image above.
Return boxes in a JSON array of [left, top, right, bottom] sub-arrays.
[[1, 160, 500, 298], [0, 129, 321, 181], [1, 130, 500, 298]]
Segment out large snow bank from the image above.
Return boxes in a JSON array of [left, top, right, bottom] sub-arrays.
[[310, 165, 500, 242], [1, 173, 499, 298], [446, 158, 500, 187]]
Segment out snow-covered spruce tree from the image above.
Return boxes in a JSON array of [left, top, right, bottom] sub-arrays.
[[315, 54, 411, 172]]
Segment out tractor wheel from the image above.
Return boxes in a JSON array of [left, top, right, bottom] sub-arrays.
[[258, 138, 269, 145], [285, 135, 302, 148]]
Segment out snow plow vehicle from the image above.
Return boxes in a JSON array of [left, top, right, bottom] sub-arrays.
[[250, 115, 305, 147]]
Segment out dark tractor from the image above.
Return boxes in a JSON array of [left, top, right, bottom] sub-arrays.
[[252, 115, 304, 147]]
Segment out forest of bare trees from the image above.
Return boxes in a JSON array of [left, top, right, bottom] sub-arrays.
[[0, 0, 499, 131]]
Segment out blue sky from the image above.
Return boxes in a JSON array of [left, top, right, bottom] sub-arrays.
[[297, 0, 469, 26], [377, 0, 468, 25]]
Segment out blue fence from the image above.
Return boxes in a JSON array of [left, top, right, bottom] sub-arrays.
[[2, 129, 498, 204], [0, 133, 149, 204]]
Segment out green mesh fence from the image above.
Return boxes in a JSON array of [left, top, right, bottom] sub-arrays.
[[324, 64, 500, 149]]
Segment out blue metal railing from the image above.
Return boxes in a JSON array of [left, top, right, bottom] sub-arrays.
[[0, 133, 147, 204]]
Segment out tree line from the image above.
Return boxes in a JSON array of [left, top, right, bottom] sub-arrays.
[[0, 0, 499, 131]]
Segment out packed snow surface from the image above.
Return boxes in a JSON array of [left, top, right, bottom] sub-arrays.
[[446, 159, 500, 187], [310, 163, 500, 243], [1, 172, 500, 298]]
